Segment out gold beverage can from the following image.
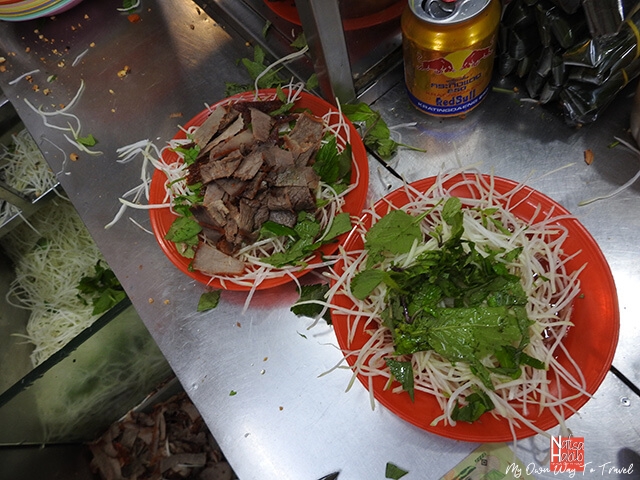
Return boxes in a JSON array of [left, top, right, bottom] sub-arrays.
[[402, 0, 501, 117]]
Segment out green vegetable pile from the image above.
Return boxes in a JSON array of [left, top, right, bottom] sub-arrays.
[[349, 197, 546, 422]]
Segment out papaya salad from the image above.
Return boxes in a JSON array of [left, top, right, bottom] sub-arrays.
[[317, 172, 597, 440], [148, 85, 367, 292]]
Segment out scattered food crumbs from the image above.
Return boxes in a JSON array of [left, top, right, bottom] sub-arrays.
[[32, 85, 39, 92], [90, 42, 95, 47], [169, 112, 183, 118], [69, 152, 79, 161], [43, 88, 51, 95], [108, 89, 115, 94], [128, 13, 141, 23], [47, 74, 56, 82], [260, 369, 265, 375], [263, 357, 268, 362], [513, 86, 519, 93], [25, 47, 30, 53], [236, 322, 241, 328], [117, 65, 131, 78], [584, 149, 594, 165], [229, 390, 237, 396], [111, 108, 116, 113], [245, 41, 250, 47], [279, 406, 284, 411], [148, 298, 154, 304], [163, 299, 170, 305], [0, 66, 6, 73], [84, 14, 89, 19], [25, 75, 33, 82], [0, 57, 5, 64], [57, 60, 65, 67]]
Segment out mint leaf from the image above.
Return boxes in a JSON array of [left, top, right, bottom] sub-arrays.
[[365, 210, 422, 265], [385, 358, 414, 402], [451, 391, 495, 423], [291, 283, 331, 323], [165, 216, 201, 243], [322, 212, 352, 242], [385, 462, 409, 479], [77, 133, 97, 147], [197, 290, 221, 312]]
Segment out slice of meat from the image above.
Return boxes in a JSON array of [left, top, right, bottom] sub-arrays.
[[269, 209, 297, 228], [215, 178, 246, 197], [242, 170, 267, 200], [199, 150, 243, 183], [209, 129, 255, 160], [287, 186, 317, 210], [233, 150, 264, 181], [262, 145, 295, 171], [191, 204, 225, 229], [237, 199, 256, 234], [192, 104, 227, 147], [273, 166, 320, 190], [283, 111, 324, 162], [191, 243, 245, 275], [207, 114, 244, 149], [250, 107, 275, 142], [266, 188, 293, 211]]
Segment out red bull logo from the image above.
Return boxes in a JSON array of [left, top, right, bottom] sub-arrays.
[[420, 57, 455, 74], [418, 45, 494, 76], [461, 46, 493, 69]]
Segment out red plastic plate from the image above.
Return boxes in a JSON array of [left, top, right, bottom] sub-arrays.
[[148, 89, 369, 291], [331, 174, 619, 441]]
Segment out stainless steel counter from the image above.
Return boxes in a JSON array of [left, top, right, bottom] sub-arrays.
[[0, 1, 638, 479]]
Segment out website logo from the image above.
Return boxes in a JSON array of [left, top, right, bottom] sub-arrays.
[[550, 435, 585, 472]]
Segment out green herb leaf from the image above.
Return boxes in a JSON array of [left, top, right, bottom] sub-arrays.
[[77, 261, 125, 315], [174, 144, 200, 165], [322, 212, 352, 242], [260, 220, 298, 239], [385, 462, 409, 480], [77, 134, 97, 147], [385, 358, 414, 401], [291, 283, 331, 324], [350, 268, 400, 300], [451, 391, 495, 423], [165, 216, 202, 243], [365, 210, 422, 265], [197, 290, 221, 312]]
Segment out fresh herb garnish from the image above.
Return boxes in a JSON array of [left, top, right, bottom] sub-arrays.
[[262, 212, 351, 267], [165, 216, 201, 259], [341, 103, 422, 160], [77, 133, 98, 147], [385, 358, 414, 401], [291, 283, 332, 324], [197, 290, 221, 312], [354, 197, 545, 419], [77, 261, 126, 315], [225, 45, 286, 96], [385, 462, 409, 480]]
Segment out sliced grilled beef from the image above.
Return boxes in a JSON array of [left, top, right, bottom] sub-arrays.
[[209, 129, 255, 160], [262, 145, 295, 171], [283, 111, 324, 163], [250, 107, 275, 142], [192, 243, 245, 275], [192, 104, 228, 147], [273, 166, 320, 190], [287, 185, 317, 210], [199, 150, 243, 183], [269, 209, 297, 228], [233, 150, 264, 181]]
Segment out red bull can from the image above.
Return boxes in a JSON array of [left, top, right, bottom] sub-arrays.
[[402, 0, 501, 117]]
